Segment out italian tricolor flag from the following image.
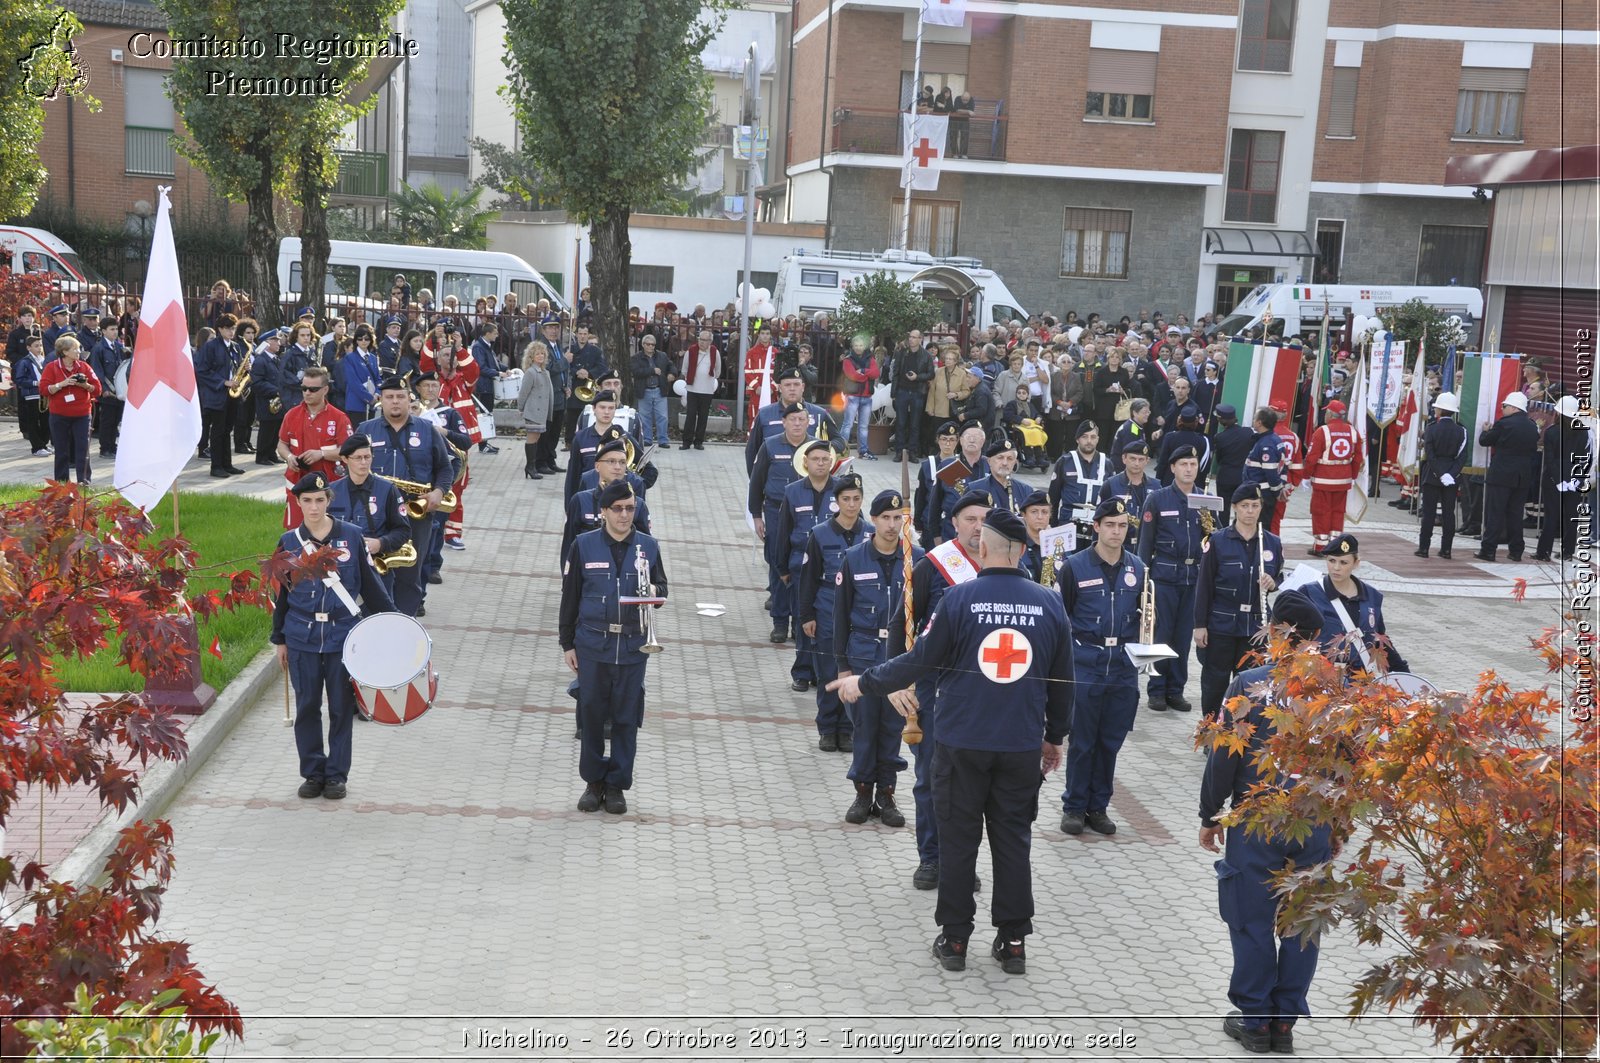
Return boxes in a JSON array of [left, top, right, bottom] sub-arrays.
[[1459, 353, 1523, 472], [1220, 341, 1301, 421]]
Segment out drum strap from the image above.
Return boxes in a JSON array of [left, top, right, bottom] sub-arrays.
[[296, 530, 362, 618], [1328, 597, 1379, 675]]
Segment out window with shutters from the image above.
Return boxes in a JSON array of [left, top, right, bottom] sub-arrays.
[[1084, 48, 1156, 122], [1416, 225, 1486, 288], [124, 68, 175, 177], [1325, 67, 1359, 137], [1060, 207, 1132, 279], [1238, 0, 1296, 72], [891, 199, 960, 257], [1455, 68, 1526, 140], [1225, 129, 1283, 224]]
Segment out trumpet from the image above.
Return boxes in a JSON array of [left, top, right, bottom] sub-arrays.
[[227, 357, 252, 400], [374, 472, 457, 520], [635, 544, 664, 654], [372, 541, 418, 574], [1139, 565, 1157, 646]]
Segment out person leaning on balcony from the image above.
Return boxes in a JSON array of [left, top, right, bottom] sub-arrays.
[[950, 89, 975, 157]]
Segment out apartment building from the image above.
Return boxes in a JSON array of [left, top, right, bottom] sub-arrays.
[[783, 0, 1598, 320]]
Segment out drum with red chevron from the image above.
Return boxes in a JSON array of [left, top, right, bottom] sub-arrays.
[[342, 613, 438, 726]]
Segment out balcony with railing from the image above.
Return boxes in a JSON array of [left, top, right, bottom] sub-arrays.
[[333, 149, 390, 199], [124, 126, 175, 177], [829, 103, 1007, 162]]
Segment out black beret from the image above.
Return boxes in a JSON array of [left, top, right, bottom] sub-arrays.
[[338, 434, 371, 457], [951, 490, 991, 518], [291, 472, 330, 496], [937, 420, 960, 438], [1020, 489, 1050, 512], [1271, 589, 1324, 641], [1121, 439, 1151, 457], [1231, 482, 1264, 504], [984, 437, 1017, 457], [596, 438, 628, 459], [592, 390, 618, 405], [1180, 404, 1199, 420], [1170, 444, 1200, 462], [1075, 420, 1099, 439], [870, 489, 904, 516], [782, 402, 808, 417], [833, 472, 864, 495], [1325, 533, 1359, 556], [777, 367, 803, 382], [596, 480, 635, 508], [415, 371, 438, 383], [1215, 404, 1238, 422], [379, 374, 409, 392], [1096, 498, 1131, 521], [983, 508, 1028, 544]]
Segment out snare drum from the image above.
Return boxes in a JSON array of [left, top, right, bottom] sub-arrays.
[[342, 613, 438, 726]]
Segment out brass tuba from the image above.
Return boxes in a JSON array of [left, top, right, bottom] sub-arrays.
[[372, 541, 418, 574]]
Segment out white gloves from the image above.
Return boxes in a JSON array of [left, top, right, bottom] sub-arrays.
[[1440, 474, 1455, 487], [1557, 479, 1578, 493]]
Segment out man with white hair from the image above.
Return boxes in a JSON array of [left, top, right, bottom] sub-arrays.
[[1473, 391, 1540, 563]]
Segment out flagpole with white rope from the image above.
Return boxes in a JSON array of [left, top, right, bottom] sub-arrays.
[[899, 10, 925, 249]]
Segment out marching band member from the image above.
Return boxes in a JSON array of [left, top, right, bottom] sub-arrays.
[[1241, 406, 1293, 534], [328, 433, 412, 601], [14, 333, 51, 456], [357, 376, 454, 619], [750, 403, 817, 644], [559, 478, 669, 815], [796, 471, 867, 753], [1103, 439, 1154, 553], [1138, 444, 1206, 713], [339, 323, 383, 426], [42, 304, 73, 355], [565, 389, 643, 501], [414, 373, 472, 589], [1415, 391, 1467, 560], [562, 438, 652, 565], [1059, 498, 1146, 837], [774, 439, 841, 693], [250, 328, 289, 466], [195, 314, 244, 478], [1303, 399, 1360, 555], [270, 472, 396, 801], [576, 370, 639, 437], [468, 323, 502, 454], [1193, 483, 1282, 720], [833, 489, 923, 828], [744, 367, 832, 472], [965, 437, 1032, 513], [277, 365, 352, 529], [87, 316, 126, 458], [229, 319, 258, 456], [1019, 490, 1051, 580], [915, 422, 960, 548], [281, 321, 321, 410], [1301, 534, 1409, 675], [930, 422, 990, 543], [1048, 421, 1110, 540], [1269, 398, 1305, 537]]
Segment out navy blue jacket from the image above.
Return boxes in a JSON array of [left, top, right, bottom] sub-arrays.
[[12, 353, 43, 400], [356, 414, 455, 494], [563, 420, 642, 501], [743, 400, 834, 472], [1139, 483, 1206, 587], [1210, 423, 1255, 490], [964, 471, 1034, 514], [1199, 664, 1275, 827], [340, 347, 383, 414], [557, 528, 667, 663], [929, 454, 988, 541], [194, 336, 233, 411], [270, 519, 396, 653], [1478, 409, 1540, 490], [774, 476, 838, 580], [1102, 470, 1154, 552], [833, 538, 923, 672], [796, 517, 867, 633], [88, 338, 126, 400], [577, 467, 649, 500], [1059, 545, 1145, 680], [1302, 575, 1409, 674], [250, 350, 287, 418], [1110, 418, 1147, 471], [1241, 431, 1290, 493], [1421, 416, 1468, 487], [562, 486, 652, 566], [1156, 429, 1212, 486], [1194, 526, 1283, 637], [565, 343, 607, 409], [860, 567, 1074, 750], [328, 474, 411, 555], [1049, 450, 1110, 524], [749, 432, 812, 518], [281, 344, 321, 409]]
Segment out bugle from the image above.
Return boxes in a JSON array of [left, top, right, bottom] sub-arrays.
[[635, 544, 664, 654]]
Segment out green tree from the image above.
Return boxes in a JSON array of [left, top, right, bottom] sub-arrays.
[[390, 182, 495, 250], [501, 0, 728, 388], [0, 3, 98, 218], [1374, 296, 1456, 367], [833, 272, 941, 349]]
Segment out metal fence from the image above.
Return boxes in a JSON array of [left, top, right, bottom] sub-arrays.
[[830, 105, 1007, 162]]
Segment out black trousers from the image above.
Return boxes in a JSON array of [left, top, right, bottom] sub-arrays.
[[49, 414, 91, 482], [391, 515, 431, 616], [1201, 632, 1256, 719], [202, 406, 232, 472], [893, 391, 924, 457], [96, 397, 123, 453], [563, 405, 582, 446], [932, 744, 1041, 942], [1481, 483, 1529, 559], [19, 398, 48, 450], [1418, 482, 1458, 554], [1536, 484, 1580, 558], [1216, 481, 1241, 525], [1459, 476, 1485, 533], [683, 392, 713, 447], [230, 395, 254, 451], [256, 412, 283, 463], [536, 408, 565, 467]]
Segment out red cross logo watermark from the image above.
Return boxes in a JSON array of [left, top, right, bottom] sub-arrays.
[[978, 628, 1033, 684], [910, 137, 940, 168]]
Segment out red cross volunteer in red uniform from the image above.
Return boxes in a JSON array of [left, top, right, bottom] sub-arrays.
[[1303, 399, 1360, 555]]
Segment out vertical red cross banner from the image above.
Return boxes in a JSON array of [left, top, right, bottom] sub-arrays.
[[114, 186, 202, 512], [901, 113, 950, 191], [921, 0, 967, 27]]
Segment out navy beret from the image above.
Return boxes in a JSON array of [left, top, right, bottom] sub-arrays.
[[1215, 404, 1237, 421], [782, 402, 808, 417], [592, 390, 618, 405], [1020, 489, 1050, 512], [596, 438, 628, 459], [870, 489, 904, 516], [597, 480, 635, 508], [983, 508, 1028, 544], [777, 367, 803, 382], [1180, 404, 1199, 420], [1076, 420, 1099, 439], [1231, 482, 1264, 503], [1170, 444, 1200, 462], [984, 437, 1017, 457], [338, 433, 371, 457], [833, 472, 864, 495], [1271, 589, 1323, 641], [379, 375, 409, 391], [1094, 497, 1130, 521], [937, 420, 960, 438], [290, 472, 330, 496], [1325, 533, 1359, 556], [951, 491, 991, 518], [1121, 439, 1151, 457]]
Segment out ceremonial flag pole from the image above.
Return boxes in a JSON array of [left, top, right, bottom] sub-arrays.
[[899, 11, 925, 250]]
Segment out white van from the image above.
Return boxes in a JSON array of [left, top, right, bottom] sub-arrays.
[[774, 248, 1027, 326], [0, 226, 109, 289], [1217, 283, 1484, 347], [277, 238, 567, 316]]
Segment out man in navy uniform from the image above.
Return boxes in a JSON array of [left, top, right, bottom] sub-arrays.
[[195, 314, 244, 477], [1193, 483, 1282, 720], [833, 489, 923, 827], [1156, 404, 1212, 487], [1474, 391, 1540, 563], [965, 436, 1032, 513], [1415, 391, 1467, 559], [1049, 421, 1109, 540], [1103, 439, 1154, 554], [1058, 498, 1145, 836], [74, 305, 104, 353], [751, 403, 816, 643], [564, 389, 640, 501], [1199, 590, 1335, 1055], [1241, 406, 1292, 533], [905, 491, 990, 888], [250, 327, 289, 466], [1209, 405, 1254, 523], [796, 471, 867, 752], [87, 315, 127, 458], [832, 508, 1072, 975], [563, 438, 653, 564], [743, 367, 833, 472], [1139, 443, 1206, 712], [357, 376, 455, 618], [270, 473, 397, 800], [915, 421, 960, 549], [929, 422, 989, 543], [328, 434, 412, 601], [42, 304, 73, 355], [774, 438, 841, 692], [559, 479, 668, 814]]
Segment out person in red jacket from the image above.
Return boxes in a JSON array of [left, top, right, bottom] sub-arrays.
[[744, 326, 778, 434], [39, 335, 103, 483], [433, 335, 482, 446], [1302, 400, 1361, 555], [1267, 398, 1303, 537]]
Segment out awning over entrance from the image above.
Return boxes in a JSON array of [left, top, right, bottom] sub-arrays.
[[1203, 228, 1317, 258], [908, 264, 982, 298]]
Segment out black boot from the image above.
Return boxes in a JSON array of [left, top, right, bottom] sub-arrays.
[[876, 785, 906, 827], [524, 443, 542, 479], [844, 782, 875, 824]]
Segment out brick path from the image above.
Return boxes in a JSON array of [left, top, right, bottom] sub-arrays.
[[0, 422, 1567, 1059]]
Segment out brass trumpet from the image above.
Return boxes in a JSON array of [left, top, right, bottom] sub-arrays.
[[372, 541, 418, 574], [635, 544, 663, 654], [374, 473, 457, 520], [227, 357, 252, 401], [574, 380, 598, 403]]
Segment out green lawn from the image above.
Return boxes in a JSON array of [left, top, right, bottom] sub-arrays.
[[0, 485, 283, 693]]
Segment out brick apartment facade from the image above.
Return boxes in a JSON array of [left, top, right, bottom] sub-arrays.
[[783, 0, 1598, 321]]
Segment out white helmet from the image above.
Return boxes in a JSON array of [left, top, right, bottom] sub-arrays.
[[1432, 392, 1460, 413], [1501, 391, 1529, 412], [1556, 395, 1580, 418]]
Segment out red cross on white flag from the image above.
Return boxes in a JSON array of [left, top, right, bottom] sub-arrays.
[[901, 113, 950, 191], [921, 0, 967, 27]]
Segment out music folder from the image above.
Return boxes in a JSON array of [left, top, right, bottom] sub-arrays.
[[1125, 642, 1178, 673]]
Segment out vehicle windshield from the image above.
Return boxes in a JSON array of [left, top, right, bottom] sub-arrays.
[[59, 252, 108, 285], [1216, 312, 1256, 335]]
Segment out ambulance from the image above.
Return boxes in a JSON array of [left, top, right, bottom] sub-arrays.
[[1216, 283, 1484, 348]]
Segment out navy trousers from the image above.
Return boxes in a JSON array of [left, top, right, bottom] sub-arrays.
[[1148, 579, 1196, 701], [932, 744, 1039, 942], [289, 649, 355, 784], [577, 654, 644, 790], [847, 692, 905, 787], [811, 624, 851, 737], [792, 621, 817, 684], [1217, 824, 1333, 1030], [49, 414, 91, 483], [1200, 632, 1256, 719], [762, 503, 792, 633], [910, 678, 940, 863], [1062, 672, 1140, 814], [390, 515, 431, 616]]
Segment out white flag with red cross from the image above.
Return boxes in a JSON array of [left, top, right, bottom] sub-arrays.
[[114, 186, 203, 512], [922, 0, 967, 27], [901, 113, 950, 191]]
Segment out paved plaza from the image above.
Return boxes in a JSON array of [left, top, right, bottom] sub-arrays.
[[0, 424, 1574, 1060]]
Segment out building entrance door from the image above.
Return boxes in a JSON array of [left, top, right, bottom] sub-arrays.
[[1213, 266, 1274, 317]]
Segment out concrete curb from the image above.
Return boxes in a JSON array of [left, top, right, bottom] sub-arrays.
[[54, 648, 281, 886]]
